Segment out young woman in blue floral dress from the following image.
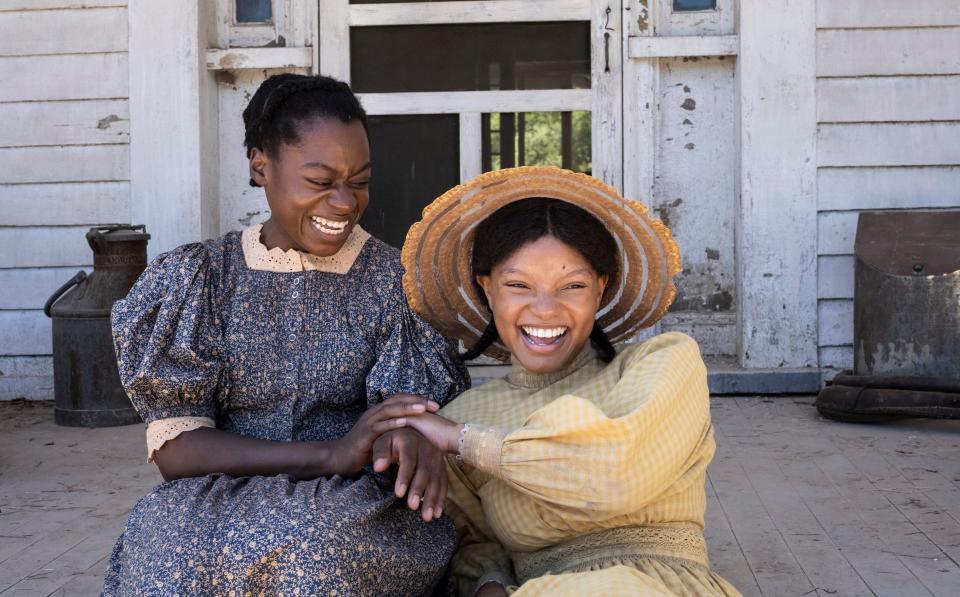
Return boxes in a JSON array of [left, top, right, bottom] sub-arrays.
[[103, 74, 468, 596]]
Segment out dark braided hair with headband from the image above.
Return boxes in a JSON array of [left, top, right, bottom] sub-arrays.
[[242, 73, 367, 187], [461, 198, 619, 363]]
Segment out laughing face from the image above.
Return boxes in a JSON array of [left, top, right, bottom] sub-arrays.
[[477, 235, 608, 374], [250, 117, 370, 257]]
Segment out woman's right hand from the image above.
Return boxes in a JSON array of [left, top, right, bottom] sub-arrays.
[[332, 394, 440, 476]]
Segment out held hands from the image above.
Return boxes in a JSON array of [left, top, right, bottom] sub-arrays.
[[333, 394, 441, 477]]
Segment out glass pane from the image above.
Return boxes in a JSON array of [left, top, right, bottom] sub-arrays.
[[361, 115, 460, 248], [673, 0, 716, 11], [235, 0, 272, 23], [351, 22, 590, 93], [482, 111, 591, 175]]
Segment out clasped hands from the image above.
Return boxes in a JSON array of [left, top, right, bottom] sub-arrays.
[[337, 394, 463, 522]]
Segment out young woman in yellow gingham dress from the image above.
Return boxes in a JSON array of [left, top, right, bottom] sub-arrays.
[[396, 168, 742, 597]]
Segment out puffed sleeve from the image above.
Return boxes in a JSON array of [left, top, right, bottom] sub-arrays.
[[111, 243, 224, 460], [365, 282, 470, 407], [460, 332, 714, 520]]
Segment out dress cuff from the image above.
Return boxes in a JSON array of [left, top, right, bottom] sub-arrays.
[[460, 424, 508, 476], [145, 416, 215, 462], [473, 571, 515, 595]]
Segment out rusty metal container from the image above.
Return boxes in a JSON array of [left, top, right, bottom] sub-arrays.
[[854, 210, 960, 379], [44, 225, 150, 426]]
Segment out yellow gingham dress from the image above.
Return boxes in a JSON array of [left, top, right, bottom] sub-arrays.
[[441, 332, 742, 596]]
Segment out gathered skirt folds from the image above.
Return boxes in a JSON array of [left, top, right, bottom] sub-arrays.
[[103, 472, 455, 596], [511, 557, 741, 597]]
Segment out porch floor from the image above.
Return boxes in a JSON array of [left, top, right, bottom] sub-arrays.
[[1, 398, 959, 596]]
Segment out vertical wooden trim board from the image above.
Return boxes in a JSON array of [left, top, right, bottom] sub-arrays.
[[737, 0, 818, 368], [591, 0, 623, 192], [128, 0, 220, 256]]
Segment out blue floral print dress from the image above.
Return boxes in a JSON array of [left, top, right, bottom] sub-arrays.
[[103, 225, 469, 596]]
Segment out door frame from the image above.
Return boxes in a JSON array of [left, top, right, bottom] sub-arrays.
[[128, 0, 820, 370]]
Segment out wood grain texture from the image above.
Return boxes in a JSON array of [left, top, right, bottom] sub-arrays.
[[817, 0, 960, 29], [818, 28, 960, 77], [0, 99, 129, 147], [0, 7, 126, 57], [818, 122, 960, 167], [818, 299, 853, 347], [0, 226, 93, 268], [3, 181, 130, 226], [0, 52, 127, 102], [818, 167, 960, 211], [0, 144, 128, 184], [818, 76, 960, 123], [348, 0, 589, 26]]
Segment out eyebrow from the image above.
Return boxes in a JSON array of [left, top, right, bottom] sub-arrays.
[[300, 161, 372, 175], [501, 267, 593, 277]]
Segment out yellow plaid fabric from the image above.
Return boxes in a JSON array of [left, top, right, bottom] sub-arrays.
[[440, 332, 741, 596]]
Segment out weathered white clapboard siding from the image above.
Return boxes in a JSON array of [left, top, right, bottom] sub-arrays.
[[818, 123, 960, 167], [5, 182, 130, 225], [0, 1, 125, 10], [817, 28, 960, 77], [0, 3, 129, 397], [0, 99, 129, 147], [817, 0, 960, 29], [0, 266, 89, 310], [0, 227, 94, 269], [0, 7, 126, 56], [0, 53, 127, 102], [815, 2, 960, 370], [818, 167, 960, 211], [1, 144, 128, 184], [818, 76, 960, 123], [0, 311, 52, 355]]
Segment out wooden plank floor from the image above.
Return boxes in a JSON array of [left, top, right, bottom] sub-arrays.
[[2, 398, 959, 596]]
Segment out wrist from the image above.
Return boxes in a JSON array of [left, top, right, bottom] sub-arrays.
[[450, 423, 466, 454]]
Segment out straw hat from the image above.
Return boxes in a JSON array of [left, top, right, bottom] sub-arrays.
[[401, 166, 681, 361]]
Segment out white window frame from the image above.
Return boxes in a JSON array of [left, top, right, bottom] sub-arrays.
[[317, 0, 623, 189]]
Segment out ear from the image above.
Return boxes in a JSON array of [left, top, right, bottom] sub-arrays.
[[476, 275, 493, 306], [249, 147, 269, 187]]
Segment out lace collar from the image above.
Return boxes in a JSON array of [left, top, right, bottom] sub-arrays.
[[504, 344, 598, 390], [241, 223, 370, 274]]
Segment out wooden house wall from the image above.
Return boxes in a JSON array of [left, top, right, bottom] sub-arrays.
[[815, 1, 960, 371], [0, 1, 130, 399]]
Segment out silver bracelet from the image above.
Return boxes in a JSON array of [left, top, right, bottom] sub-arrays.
[[456, 423, 471, 462]]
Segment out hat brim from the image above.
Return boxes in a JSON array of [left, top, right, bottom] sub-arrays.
[[401, 166, 681, 361]]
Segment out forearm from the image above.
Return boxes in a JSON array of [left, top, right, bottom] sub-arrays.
[[153, 427, 347, 481]]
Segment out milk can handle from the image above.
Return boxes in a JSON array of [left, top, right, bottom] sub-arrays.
[[44, 270, 87, 318]]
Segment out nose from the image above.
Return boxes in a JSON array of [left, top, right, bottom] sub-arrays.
[[328, 183, 357, 214], [530, 291, 559, 317]]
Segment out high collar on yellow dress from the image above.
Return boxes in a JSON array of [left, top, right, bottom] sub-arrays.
[[241, 223, 371, 274], [505, 344, 598, 390]]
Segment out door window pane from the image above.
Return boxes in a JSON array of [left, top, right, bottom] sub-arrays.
[[483, 111, 591, 174], [673, 0, 716, 11], [361, 115, 460, 248], [351, 22, 590, 93], [235, 0, 272, 23]]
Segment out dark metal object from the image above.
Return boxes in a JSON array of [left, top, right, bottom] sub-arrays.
[[854, 210, 960, 379], [45, 225, 150, 427]]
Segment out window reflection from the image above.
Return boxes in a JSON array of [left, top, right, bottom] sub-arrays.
[[483, 111, 591, 174], [236, 0, 272, 23], [673, 0, 716, 11]]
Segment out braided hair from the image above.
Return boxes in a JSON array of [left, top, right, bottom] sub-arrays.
[[242, 73, 367, 187], [461, 198, 619, 363]]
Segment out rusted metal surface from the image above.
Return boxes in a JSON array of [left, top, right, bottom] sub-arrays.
[[45, 225, 149, 426], [854, 210, 960, 378]]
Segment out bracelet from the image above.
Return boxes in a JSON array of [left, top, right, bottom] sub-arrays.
[[456, 423, 471, 462]]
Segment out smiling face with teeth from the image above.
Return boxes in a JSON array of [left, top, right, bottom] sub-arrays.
[[476, 235, 607, 374], [250, 117, 371, 257]]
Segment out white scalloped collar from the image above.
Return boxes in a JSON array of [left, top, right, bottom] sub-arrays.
[[241, 223, 371, 274]]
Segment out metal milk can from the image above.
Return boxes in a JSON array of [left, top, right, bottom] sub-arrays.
[[44, 225, 150, 427]]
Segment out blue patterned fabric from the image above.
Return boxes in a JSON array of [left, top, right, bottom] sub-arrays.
[[103, 231, 469, 596]]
